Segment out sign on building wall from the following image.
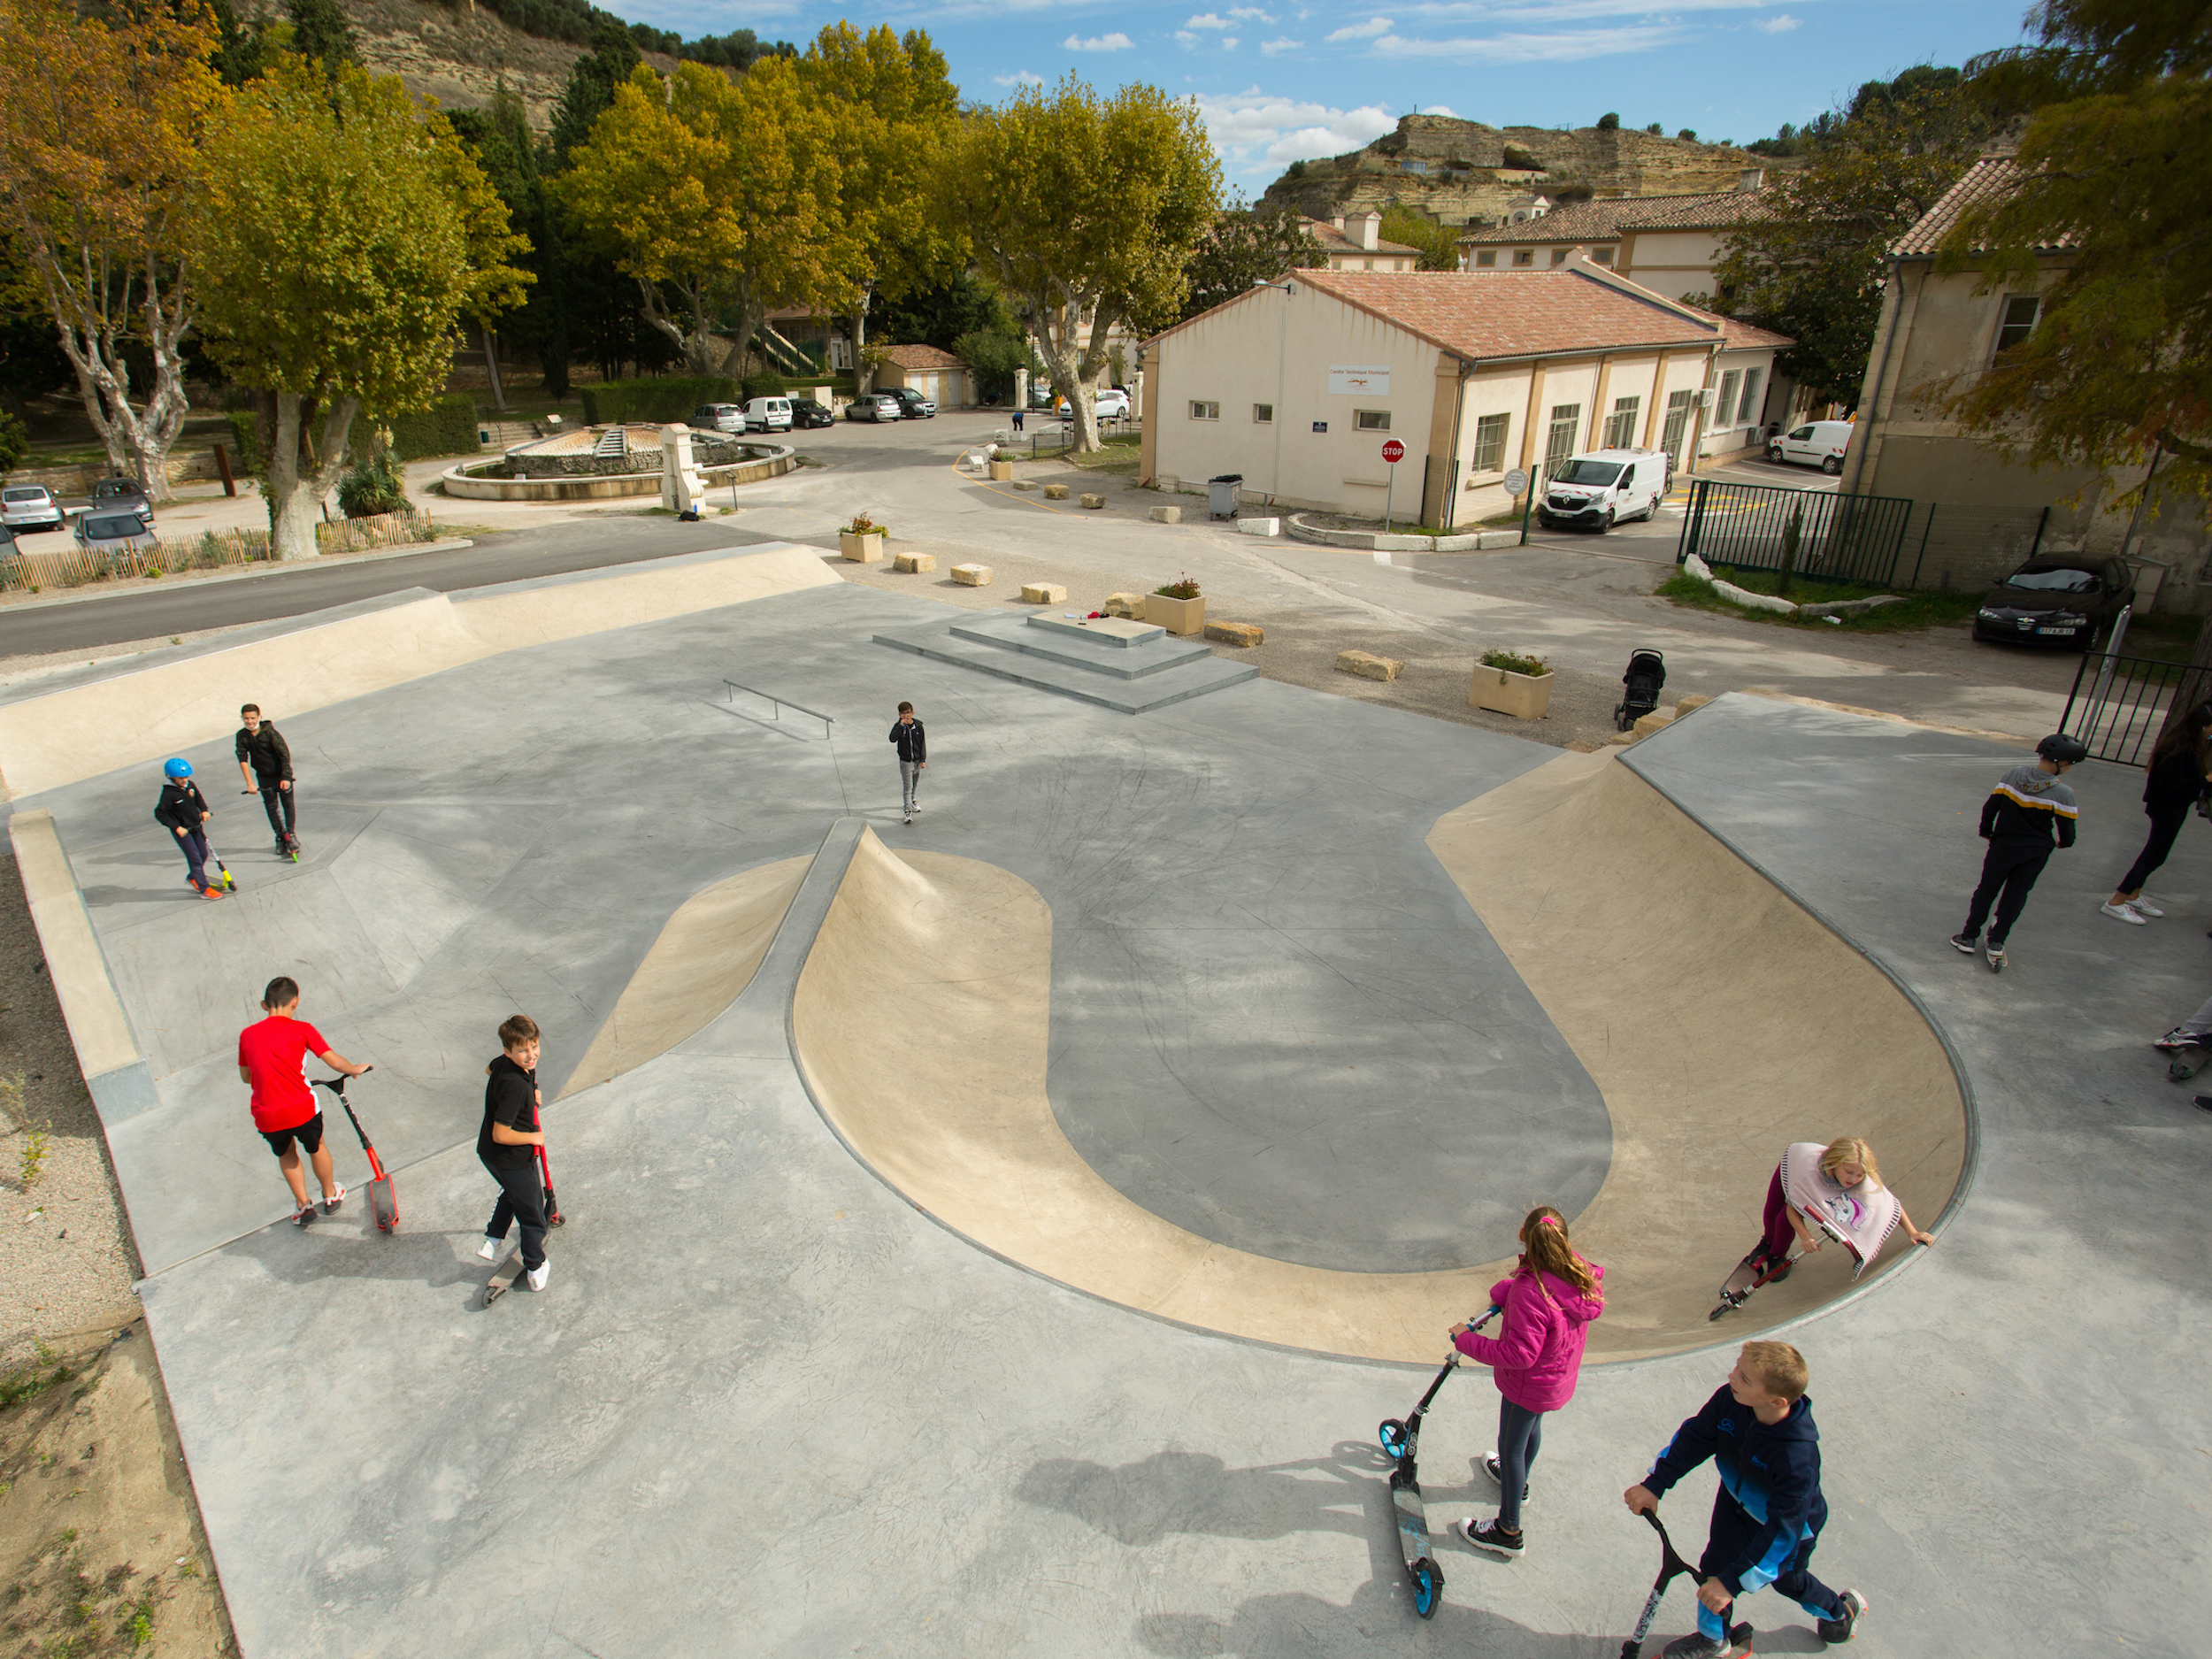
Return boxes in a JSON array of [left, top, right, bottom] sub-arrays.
[[1328, 365, 1391, 396]]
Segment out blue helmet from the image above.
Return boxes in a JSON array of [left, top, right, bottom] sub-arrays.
[[163, 758, 192, 780]]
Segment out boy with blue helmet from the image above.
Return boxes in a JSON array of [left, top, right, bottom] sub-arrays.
[[154, 758, 224, 900]]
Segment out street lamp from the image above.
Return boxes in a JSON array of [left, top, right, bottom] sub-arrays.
[[1252, 280, 1294, 506]]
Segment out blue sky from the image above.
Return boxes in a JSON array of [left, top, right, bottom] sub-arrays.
[[617, 1, 2039, 194]]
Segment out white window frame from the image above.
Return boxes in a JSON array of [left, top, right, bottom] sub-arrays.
[[1602, 396, 1641, 449], [1475, 250, 1496, 267], [1995, 295, 2040, 355], [1736, 368, 1764, 426], [1354, 409, 1391, 432], [1188, 400, 1220, 421], [1471, 412, 1509, 474], [1715, 370, 1743, 428], [1253, 403, 1273, 424]]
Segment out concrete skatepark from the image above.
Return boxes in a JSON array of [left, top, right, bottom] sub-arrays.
[[2, 543, 2204, 1656]]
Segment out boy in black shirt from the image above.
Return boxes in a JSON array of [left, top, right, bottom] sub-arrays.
[[476, 1013, 550, 1291], [234, 703, 298, 856], [154, 758, 225, 900], [1950, 733, 2085, 972], [890, 701, 926, 824]]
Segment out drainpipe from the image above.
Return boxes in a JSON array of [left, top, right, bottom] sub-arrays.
[[1846, 258, 1905, 497]]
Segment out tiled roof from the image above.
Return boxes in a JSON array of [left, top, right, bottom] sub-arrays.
[[877, 343, 967, 370], [1890, 157, 2077, 256], [1457, 189, 1777, 246], [1703, 311, 1796, 349], [1301, 216, 1422, 257], [1148, 267, 1724, 360]]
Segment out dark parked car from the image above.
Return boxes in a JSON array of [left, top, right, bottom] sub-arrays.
[[884, 387, 936, 419], [1973, 557, 2138, 648], [89, 475, 153, 527], [787, 397, 835, 429]]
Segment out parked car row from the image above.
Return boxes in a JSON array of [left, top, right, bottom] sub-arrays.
[[1, 477, 155, 536], [844, 388, 937, 422], [1974, 557, 2138, 649]]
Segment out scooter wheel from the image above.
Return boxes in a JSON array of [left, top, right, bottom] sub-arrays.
[[1412, 1557, 1441, 1618], [1379, 1419, 1408, 1458]]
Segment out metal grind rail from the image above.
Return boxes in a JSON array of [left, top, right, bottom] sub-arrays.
[[722, 680, 837, 737]]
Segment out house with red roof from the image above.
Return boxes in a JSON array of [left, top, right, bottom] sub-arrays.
[[873, 343, 975, 410], [1140, 258, 1791, 526]]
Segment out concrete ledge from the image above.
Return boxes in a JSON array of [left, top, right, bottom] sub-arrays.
[[894, 553, 935, 573], [1148, 505, 1181, 525], [1285, 513, 1517, 552], [7, 810, 139, 1081], [951, 563, 991, 587], [1235, 517, 1281, 537], [438, 444, 797, 502], [1335, 649, 1402, 682]]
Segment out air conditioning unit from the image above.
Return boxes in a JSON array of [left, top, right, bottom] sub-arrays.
[[1694, 388, 1716, 412]]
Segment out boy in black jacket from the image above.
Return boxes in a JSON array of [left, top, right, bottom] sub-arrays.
[[1951, 732, 2085, 972], [1624, 1342, 1866, 1656], [476, 1013, 550, 1292], [234, 703, 298, 856], [153, 759, 225, 900], [890, 701, 926, 824]]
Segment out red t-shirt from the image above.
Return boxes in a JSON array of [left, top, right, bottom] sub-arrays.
[[238, 1016, 329, 1133]]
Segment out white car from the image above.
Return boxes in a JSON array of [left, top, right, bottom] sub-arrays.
[[1767, 419, 1854, 475], [1054, 388, 1132, 420], [1, 485, 64, 532], [1536, 448, 1666, 533], [690, 403, 747, 434], [743, 396, 792, 432]]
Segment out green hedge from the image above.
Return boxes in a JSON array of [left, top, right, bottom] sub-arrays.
[[741, 373, 786, 400], [354, 395, 480, 462], [224, 411, 261, 476], [580, 376, 741, 425]]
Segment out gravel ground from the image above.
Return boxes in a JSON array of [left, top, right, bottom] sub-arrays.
[[0, 625, 246, 691]]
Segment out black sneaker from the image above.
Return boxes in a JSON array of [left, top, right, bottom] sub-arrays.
[[1480, 1455, 1530, 1502], [1817, 1588, 1868, 1643], [1948, 932, 1978, 954], [1459, 1517, 1523, 1559], [292, 1202, 317, 1228]]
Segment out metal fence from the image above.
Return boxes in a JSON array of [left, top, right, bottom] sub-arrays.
[[0, 507, 438, 594], [1677, 480, 1916, 588], [2061, 650, 2209, 766], [1020, 414, 1140, 459]]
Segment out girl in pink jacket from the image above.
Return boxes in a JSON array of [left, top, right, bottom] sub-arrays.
[[1449, 1205, 1605, 1560]]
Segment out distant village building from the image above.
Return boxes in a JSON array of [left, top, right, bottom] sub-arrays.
[[1455, 174, 1772, 300], [1300, 213, 1424, 273]]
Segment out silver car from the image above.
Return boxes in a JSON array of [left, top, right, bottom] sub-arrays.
[[690, 403, 748, 434], [73, 509, 158, 568], [844, 394, 903, 423], [89, 475, 155, 527], [1, 485, 64, 532]]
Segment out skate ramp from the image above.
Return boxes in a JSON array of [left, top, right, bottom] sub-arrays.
[[561, 855, 810, 1098], [1425, 747, 1967, 1354]]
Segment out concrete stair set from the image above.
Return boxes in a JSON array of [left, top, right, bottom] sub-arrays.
[[872, 611, 1256, 714]]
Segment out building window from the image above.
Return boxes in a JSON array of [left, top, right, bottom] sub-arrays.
[[1512, 249, 1534, 266], [1602, 396, 1641, 449], [1476, 250, 1496, 267], [1592, 247, 1615, 265], [1471, 412, 1509, 473], [1661, 388, 1694, 466], [1736, 368, 1764, 426], [1355, 410, 1391, 432], [1550, 249, 1571, 265], [1544, 403, 1581, 481], [1189, 401, 1219, 420], [1996, 295, 2039, 353], [1715, 369, 1742, 427], [1253, 403, 1273, 424]]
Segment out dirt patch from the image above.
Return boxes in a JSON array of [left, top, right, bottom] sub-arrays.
[[0, 1325, 236, 1658]]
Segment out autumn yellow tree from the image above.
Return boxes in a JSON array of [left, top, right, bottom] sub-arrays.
[[0, 0, 224, 498], [563, 58, 867, 376], [195, 50, 527, 560]]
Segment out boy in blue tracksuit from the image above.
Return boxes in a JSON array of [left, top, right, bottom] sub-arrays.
[[1624, 1342, 1867, 1655]]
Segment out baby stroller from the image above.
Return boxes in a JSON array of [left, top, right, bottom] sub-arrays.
[[1615, 647, 1666, 731]]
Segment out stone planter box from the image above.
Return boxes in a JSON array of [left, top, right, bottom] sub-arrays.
[[1471, 664, 1553, 719], [840, 531, 884, 563], [1145, 593, 1205, 636], [988, 461, 1014, 481]]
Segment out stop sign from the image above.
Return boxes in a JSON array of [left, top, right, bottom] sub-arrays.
[[1381, 439, 1406, 464]]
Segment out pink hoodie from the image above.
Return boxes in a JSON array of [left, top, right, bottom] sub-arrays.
[[1453, 1263, 1605, 1413]]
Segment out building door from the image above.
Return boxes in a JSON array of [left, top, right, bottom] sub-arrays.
[[1660, 390, 1695, 472]]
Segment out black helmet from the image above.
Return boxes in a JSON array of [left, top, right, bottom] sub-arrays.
[[2036, 733, 2089, 764]]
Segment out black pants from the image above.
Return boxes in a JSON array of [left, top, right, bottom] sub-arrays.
[[256, 780, 296, 841], [1694, 1488, 1841, 1638], [482, 1158, 548, 1271], [1963, 840, 2051, 945], [2117, 803, 2190, 895]]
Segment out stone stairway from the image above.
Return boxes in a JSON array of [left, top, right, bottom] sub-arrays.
[[872, 612, 1257, 714]]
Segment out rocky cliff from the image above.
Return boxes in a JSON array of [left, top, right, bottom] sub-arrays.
[[1258, 114, 1801, 227], [342, 0, 677, 132]]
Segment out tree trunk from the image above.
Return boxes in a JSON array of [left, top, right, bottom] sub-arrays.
[[35, 250, 194, 503], [637, 279, 722, 375], [266, 391, 360, 562], [482, 326, 507, 412]]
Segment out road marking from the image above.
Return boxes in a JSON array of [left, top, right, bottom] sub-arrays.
[[946, 450, 1081, 515]]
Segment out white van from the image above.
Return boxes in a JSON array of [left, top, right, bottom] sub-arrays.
[[744, 396, 793, 433], [1536, 448, 1667, 533], [1767, 419, 1854, 474]]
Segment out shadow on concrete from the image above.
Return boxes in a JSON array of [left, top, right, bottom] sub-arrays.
[[218, 1223, 488, 1294]]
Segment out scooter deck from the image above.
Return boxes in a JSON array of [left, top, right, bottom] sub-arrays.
[[483, 1251, 526, 1306], [366, 1176, 397, 1233], [1389, 1468, 1433, 1567]]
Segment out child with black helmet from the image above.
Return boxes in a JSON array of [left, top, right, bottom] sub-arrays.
[[1951, 733, 2085, 971]]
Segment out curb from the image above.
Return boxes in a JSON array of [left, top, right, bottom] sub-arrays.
[[1284, 513, 1518, 553], [0, 538, 475, 618]]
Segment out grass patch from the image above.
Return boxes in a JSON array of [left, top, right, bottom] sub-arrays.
[[1658, 565, 1985, 633], [1060, 438, 1141, 475]]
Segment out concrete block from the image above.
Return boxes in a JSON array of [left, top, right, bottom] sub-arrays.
[[1043, 484, 1070, 501], [1010, 480, 1040, 493], [894, 553, 935, 574], [1633, 710, 1675, 736], [1019, 582, 1067, 604], [1102, 592, 1144, 618], [1205, 622, 1263, 648], [1608, 727, 1640, 746], [1079, 493, 1104, 510], [1335, 649, 1402, 683], [950, 563, 991, 587], [1675, 694, 1713, 715], [1149, 505, 1182, 524], [1236, 517, 1281, 536]]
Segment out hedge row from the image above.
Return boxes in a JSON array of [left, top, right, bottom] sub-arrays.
[[580, 376, 741, 426], [223, 395, 481, 475]]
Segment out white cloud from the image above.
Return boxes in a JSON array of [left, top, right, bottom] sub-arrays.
[[1198, 88, 1400, 182], [1176, 28, 1201, 45], [1325, 16, 1393, 40], [1064, 31, 1133, 50], [1755, 12, 1800, 29], [1224, 35, 1240, 47], [1387, 0, 1768, 18], [1227, 5, 1276, 19], [993, 68, 1047, 85], [1369, 23, 1683, 63], [1261, 35, 1303, 52], [1187, 11, 1230, 26]]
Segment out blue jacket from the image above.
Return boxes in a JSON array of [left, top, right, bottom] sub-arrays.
[[1642, 1386, 1827, 1596]]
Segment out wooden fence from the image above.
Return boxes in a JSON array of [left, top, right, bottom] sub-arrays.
[[0, 508, 437, 593]]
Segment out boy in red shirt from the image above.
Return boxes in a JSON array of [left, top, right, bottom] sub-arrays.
[[237, 975, 372, 1226]]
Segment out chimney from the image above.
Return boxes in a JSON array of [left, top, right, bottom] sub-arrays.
[[1360, 211, 1380, 251], [1331, 213, 1346, 233], [1738, 166, 1765, 192]]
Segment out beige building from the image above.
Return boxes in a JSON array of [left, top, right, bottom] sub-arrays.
[[1140, 261, 1788, 527], [1455, 178, 1771, 299], [1301, 213, 1425, 273], [1844, 157, 2208, 603], [872, 343, 974, 409]]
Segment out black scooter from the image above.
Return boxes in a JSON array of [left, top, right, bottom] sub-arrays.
[[1375, 1306, 1499, 1619]]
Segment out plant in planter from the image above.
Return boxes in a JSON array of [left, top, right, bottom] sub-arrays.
[[1146, 575, 1205, 636], [1471, 648, 1554, 719], [840, 512, 889, 563]]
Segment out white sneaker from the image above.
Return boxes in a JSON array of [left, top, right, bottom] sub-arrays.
[[526, 1261, 549, 1292], [2129, 897, 2165, 918], [2101, 901, 2148, 925], [476, 1235, 504, 1262], [319, 1183, 347, 1214]]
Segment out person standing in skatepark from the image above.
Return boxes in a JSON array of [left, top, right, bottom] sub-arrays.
[[476, 1014, 551, 1293], [1951, 733, 2085, 971], [890, 701, 926, 825], [238, 976, 372, 1226], [234, 703, 300, 858], [2101, 702, 2208, 926], [1448, 1205, 1604, 1561], [154, 758, 224, 900]]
